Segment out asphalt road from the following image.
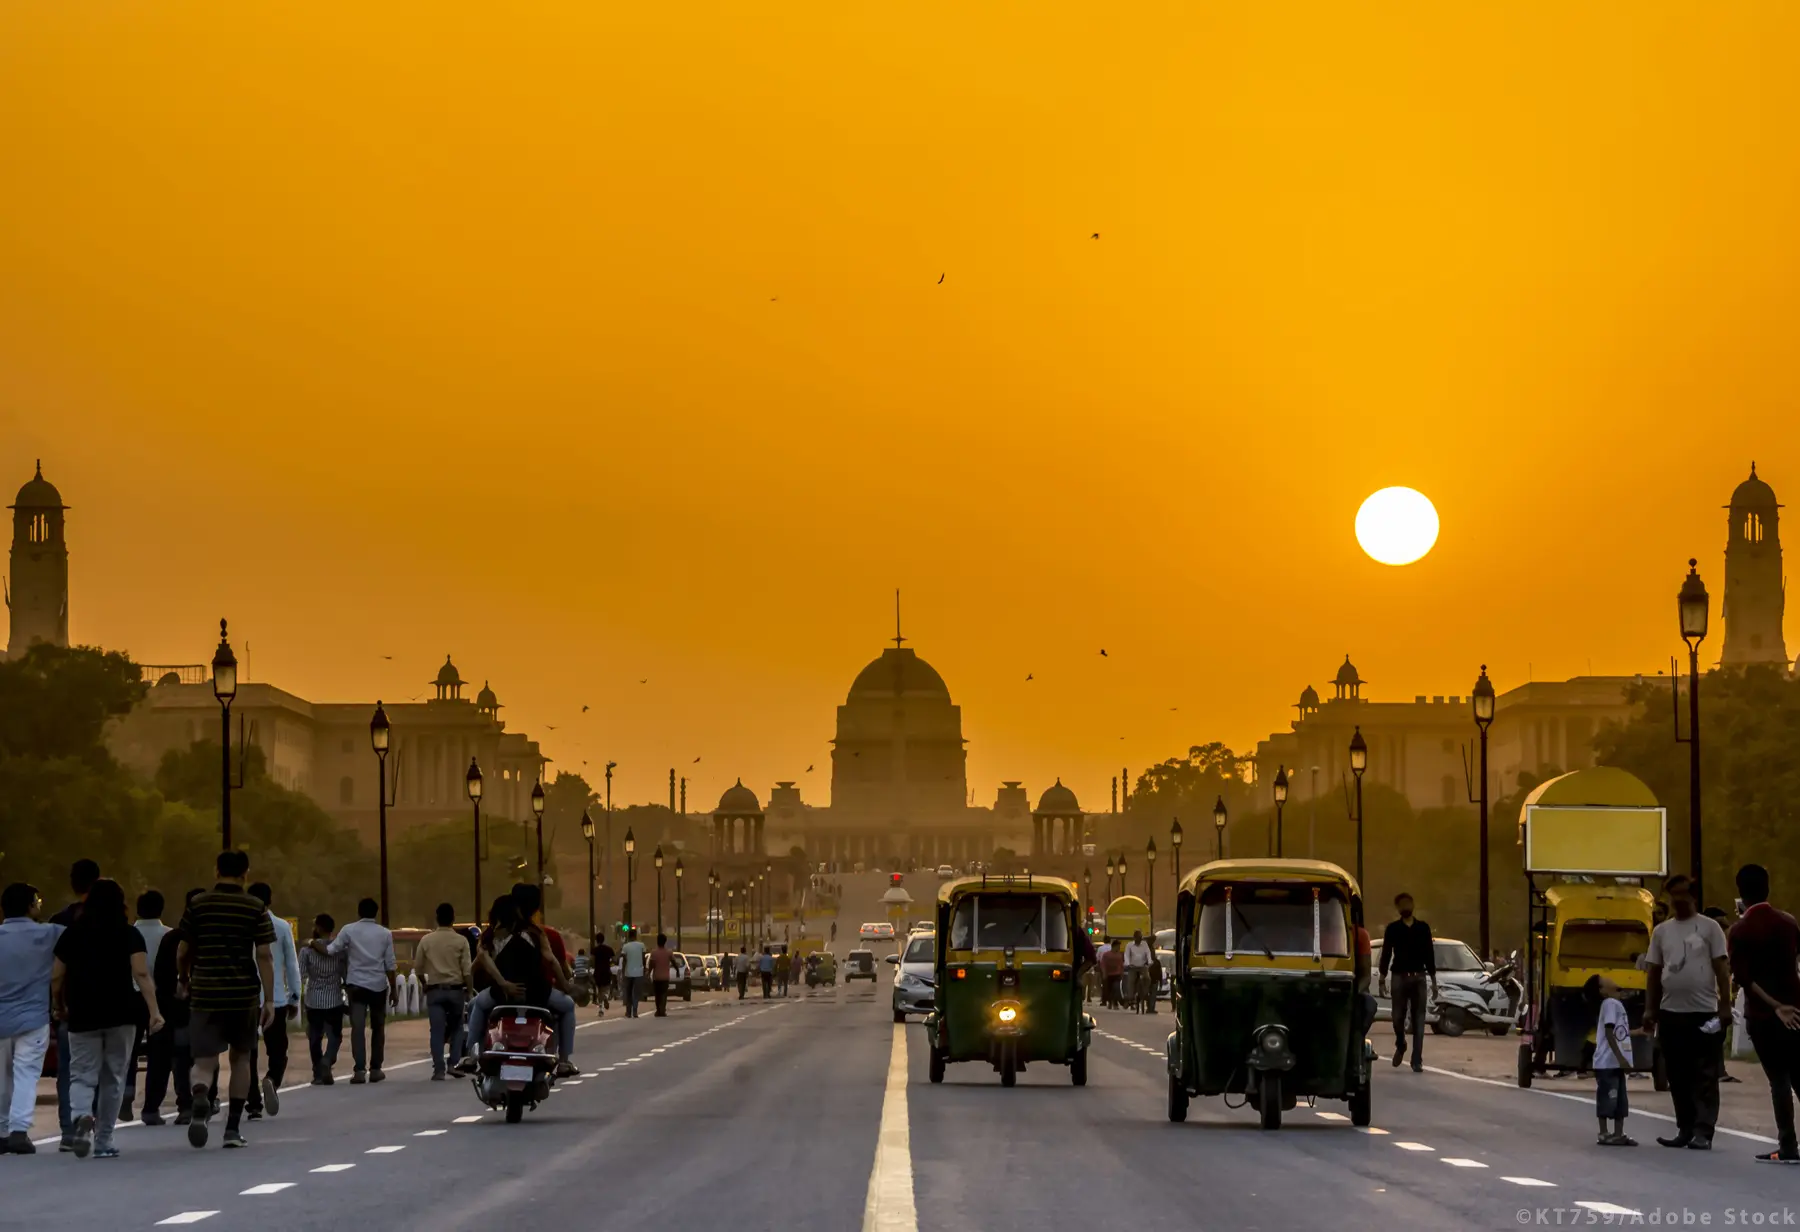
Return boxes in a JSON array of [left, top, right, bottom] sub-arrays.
[[9, 895, 1798, 1230]]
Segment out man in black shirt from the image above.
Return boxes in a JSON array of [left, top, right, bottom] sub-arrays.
[[143, 888, 205, 1125], [176, 851, 275, 1150], [1378, 892, 1437, 1072], [48, 858, 99, 1150]]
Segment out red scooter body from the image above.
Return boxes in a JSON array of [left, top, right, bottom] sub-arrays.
[[475, 1005, 557, 1122]]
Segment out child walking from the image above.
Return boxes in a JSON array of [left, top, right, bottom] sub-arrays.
[[1586, 974, 1637, 1146]]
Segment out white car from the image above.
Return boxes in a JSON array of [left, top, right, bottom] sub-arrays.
[[935, 864, 956, 878], [1370, 937, 1512, 1035], [890, 933, 936, 1022], [859, 922, 896, 941]]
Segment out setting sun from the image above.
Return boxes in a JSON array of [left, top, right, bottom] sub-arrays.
[[1355, 487, 1440, 566]]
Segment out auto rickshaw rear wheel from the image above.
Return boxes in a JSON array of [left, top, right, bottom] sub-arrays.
[[1257, 1071, 1282, 1130], [928, 1046, 945, 1084], [1348, 1083, 1371, 1127], [1071, 1047, 1087, 1087], [1167, 1073, 1188, 1122]]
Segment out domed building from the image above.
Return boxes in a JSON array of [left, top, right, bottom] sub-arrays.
[[7, 461, 69, 659], [1721, 463, 1788, 668]]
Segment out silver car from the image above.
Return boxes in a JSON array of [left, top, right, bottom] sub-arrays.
[[890, 933, 936, 1023]]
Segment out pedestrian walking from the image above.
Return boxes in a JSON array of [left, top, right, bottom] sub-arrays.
[[298, 913, 345, 1084], [592, 934, 616, 1015], [1585, 973, 1638, 1146], [243, 882, 299, 1120], [315, 897, 395, 1084], [415, 902, 473, 1079], [774, 949, 791, 997], [1100, 942, 1124, 1008], [1123, 930, 1154, 1013], [48, 857, 100, 1149], [1643, 873, 1730, 1150], [1726, 863, 1800, 1164], [0, 882, 63, 1154], [735, 946, 750, 1000], [759, 946, 774, 999], [52, 878, 163, 1158], [1378, 892, 1437, 1072], [619, 928, 648, 1018], [146, 889, 204, 1125], [650, 933, 674, 1017], [120, 889, 169, 1124], [177, 850, 276, 1149]]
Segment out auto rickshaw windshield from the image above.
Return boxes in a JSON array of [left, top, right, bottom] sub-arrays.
[[1559, 920, 1649, 966], [947, 893, 1071, 952], [1196, 883, 1350, 956]]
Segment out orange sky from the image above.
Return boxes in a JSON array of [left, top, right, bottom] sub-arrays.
[[3, 5, 1797, 814]]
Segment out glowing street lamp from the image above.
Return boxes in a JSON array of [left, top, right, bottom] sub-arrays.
[[1677, 559, 1710, 898], [1348, 728, 1368, 887], [1272, 765, 1289, 858], [1212, 796, 1227, 860], [1472, 666, 1496, 957], [370, 701, 392, 925], [211, 619, 238, 850], [466, 757, 485, 914]]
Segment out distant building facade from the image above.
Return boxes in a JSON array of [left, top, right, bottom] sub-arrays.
[[6, 462, 69, 659]]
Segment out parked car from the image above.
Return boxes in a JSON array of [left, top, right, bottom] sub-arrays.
[[844, 949, 879, 982], [1370, 937, 1513, 1035], [890, 933, 936, 1022], [700, 954, 723, 990]]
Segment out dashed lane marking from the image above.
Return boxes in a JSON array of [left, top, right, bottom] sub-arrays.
[[1357, 1127, 1390, 1135], [1395, 1142, 1434, 1152], [1576, 1203, 1641, 1217], [1420, 1064, 1778, 1145], [415, 1130, 447, 1136], [239, 1185, 295, 1195], [310, 1164, 355, 1173], [366, 1145, 405, 1154], [453, 1116, 484, 1123], [1441, 1158, 1487, 1168], [155, 1215, 219, 1226], [1314, 1111, 1348, 1121], [1503, 1177, 1557, 1187]]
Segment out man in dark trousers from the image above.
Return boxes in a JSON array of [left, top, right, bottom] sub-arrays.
[[1643, 873, 1731, 1150], [1726, 863, 1800, 1164], [1378, 892, 1436, 1072], [735, 946, 750, 1000]]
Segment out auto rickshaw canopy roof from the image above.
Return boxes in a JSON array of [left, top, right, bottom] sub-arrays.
[[1543, 882, 1657, 917], [1177, 857, 1361, 898], [1104, 895, 1151, 939], [935, 873, 1078, 905]]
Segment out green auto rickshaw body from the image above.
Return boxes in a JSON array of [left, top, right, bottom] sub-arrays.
[[1167, 859, 1373, 1129], [923, 874, 1093, 1086]]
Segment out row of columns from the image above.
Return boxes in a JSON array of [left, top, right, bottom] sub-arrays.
[[1031, 814, 1082, 857], [711, 815, 764, 857]]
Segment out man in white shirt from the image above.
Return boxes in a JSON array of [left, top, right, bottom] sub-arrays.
[[1643, 873, 1731, 1150], [314, 898, 395, 1083], [121, 890, 170, 1124], [246, 883, 300, 1118], [1123, 930, 1155, 1008], [618, 929, 648, 1019]]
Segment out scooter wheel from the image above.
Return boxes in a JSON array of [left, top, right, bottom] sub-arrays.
[[504, 1091, 525, 1124]]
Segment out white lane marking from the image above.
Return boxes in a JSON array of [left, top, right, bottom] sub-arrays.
[[1357, 1127, 1390, 1135], [1420, 1064, 1778, 1145], [156, 1215, 219, 1226], [1315, 1111, 1349, 1121], [861, 1021, 918, 1232], [415, 1130, 447, 1137], [562, 1080, 584, 1086], [1441, 1158, 1487, 1168], [1576, 1203, 1641, 1217], [311, 1164, 356, 1173], [1395, 1142, 1434, 1152], [1503, 1177, 1557, 1187], [453, 1116, 484, 1124], [598, 1066, 617, 1072], [366, 1145, 405, 1154], [240, 1184, 295, 1195]]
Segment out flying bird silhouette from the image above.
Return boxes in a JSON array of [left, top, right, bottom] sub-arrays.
[[805, 765, 814, 772], [581, 705, 589, 712], [1099, 649, 1108, 657], [380, 655, 393, 660], [546, 724, 558, 731], [1025, 673, 1034, 681], [693, 757, 701, 763], [639, 679, 648, 684], [937, 273, 945, 284], [1091, 232, 1100, 239]]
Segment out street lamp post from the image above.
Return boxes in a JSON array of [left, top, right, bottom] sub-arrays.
[[765, 861, 773, 943], [624, 828, 637, 936], [370, 702, 392, 926], [466, 758, 484, 917], [1212, 796, 1227, 861], [1145, 837, 1158, 926], [604, 763, 615, 935], [674, 857, 684, 951], [581, 808, 596, 954], [1472, 666, 1496, 958], [531, 780, 547, 890], [654, 846, 666, 936], [1104, 857, 1115, 902], [211, 620, 237, 850], [1272, 765, 1289, 858], [1117, 852, 1128, 899], [728, 883, 738, 950], [1170, 818, 1183, 906], [1678, 559, 1710, 900], [1349, 727, 1368, 888]]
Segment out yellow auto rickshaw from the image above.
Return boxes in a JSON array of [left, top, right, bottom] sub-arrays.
[[1168, 859, 1373, 1129]]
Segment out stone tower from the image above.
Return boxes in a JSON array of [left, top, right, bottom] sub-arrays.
[[6, 462, 70, 660], [1720, 463, 1787, 668]]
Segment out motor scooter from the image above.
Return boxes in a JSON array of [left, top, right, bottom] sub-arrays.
[[473, 1005, 557, 1122]]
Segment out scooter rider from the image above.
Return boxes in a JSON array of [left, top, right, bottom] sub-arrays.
[[455, 894, 578, 1078]]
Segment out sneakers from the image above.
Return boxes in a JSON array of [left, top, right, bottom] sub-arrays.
[[140, 1109, 165, 1127], [1600, 1133, 1638, 1147], [349, 1071, 367, 1085], [1754, 1148, 1800, 1164], [93, 1146, 120, 1159], [187, 1087, 212, 1148], [72, 1114, 95, 1158], [4, 1131, 35, 1155], [261, 1075, 281, 1117], [1688, 1135, 1713, 1150], [247, 1108, 263, 1121], [554, 1060, 580, 1079], [223, 1128, 248, 1149], [369, 1069, 386, 1084], [173, 1110, 192, 1126], [451, 1057, 477, 1077], [430, 1071, 446, 1081]]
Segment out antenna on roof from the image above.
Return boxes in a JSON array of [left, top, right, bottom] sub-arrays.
[[893, 588, 906, 648]]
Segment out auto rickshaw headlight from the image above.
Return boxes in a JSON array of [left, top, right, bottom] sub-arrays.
[[998, 1006, 1018, 1023]]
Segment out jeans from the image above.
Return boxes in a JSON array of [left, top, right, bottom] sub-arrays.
[[347, 985, 387, 1074], [1747, 1016, 1800, 1154], [1657, 1010, 1723, 1137], [55, 1021, 71, 1137], [425, 988, 467, 1074], [653, 979, 670, 1016], [67, 1024, 134, 1149], [246, 1010, 293, 1113], [1390, 972, 1429, 1064], [761, 972, 773, 998], [141, 1025, 189, 1114], [306, 1007, 343, 1078], [1595, 1067, 1630, 1121], [0, 1024, 50, 1135], [465, 988, 577, 1062], [623, 976, 648, 1018]]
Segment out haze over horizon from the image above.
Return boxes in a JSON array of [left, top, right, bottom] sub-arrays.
[[4, 5, 1797, 810]]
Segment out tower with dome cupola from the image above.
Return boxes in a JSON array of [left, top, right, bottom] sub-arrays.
[[7, 462, 69, 659], [1720, 464, 1787, 668]]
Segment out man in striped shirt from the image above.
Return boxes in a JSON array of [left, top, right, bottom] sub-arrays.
[[175, 851, 275, 1150]]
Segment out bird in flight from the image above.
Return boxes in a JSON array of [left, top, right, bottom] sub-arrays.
[[693, 756, 701, 763], [937, 273, 945, 284], [581, 705, 589, 713], [1099, 649, 1108, 657], [770, 296, 778, 301], [380, 655, 393, 660], [805, 765, 814, 772], [1025, 673, 1034, 681], [1091, 232, 1100, 239], [639, 679, 648, 684], [547, 724, 558, 731]]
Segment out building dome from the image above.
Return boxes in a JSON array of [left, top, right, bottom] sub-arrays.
[[1035, 778, 1082, 814], [1730, 463, 1779, 509], [1334, 655, 1362, 688], [846, 647, 950, 702], [715, 778, 761, 814], [434, 655, 463, 688], [475, 681, 499, 710], [10, 461, 64, 510], [1298, 684, 1320, 708]]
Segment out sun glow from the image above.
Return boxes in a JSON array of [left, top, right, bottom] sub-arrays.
[[1355, 488, 1440, 566]]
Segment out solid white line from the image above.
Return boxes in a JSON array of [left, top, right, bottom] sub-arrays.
[[1576, 1202, 1641, 1217], [239, 1184, 295, 1195], [156, 1215, 219, 1226], [366, 1145, 405, 1154], [310, 1164, 355, 1173], [1420, 1064, 1778, 1145], [1441, 1158, 1487, 1168], [1502, 1177, 1557, 1187], [861, 1021, 918, 1232]]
